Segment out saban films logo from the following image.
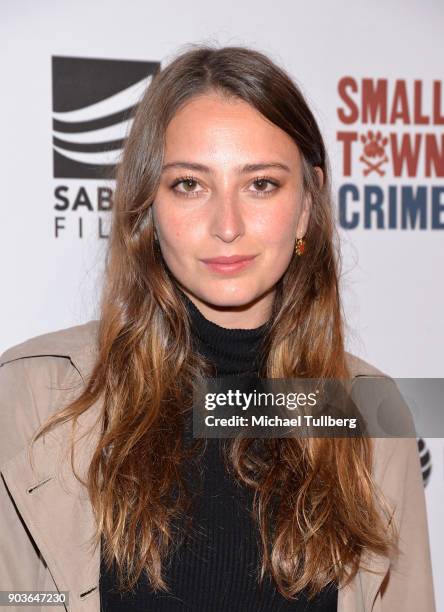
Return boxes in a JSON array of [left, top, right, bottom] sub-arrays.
[[336, 78, 444, 230], [52, 55, 160, 238], [418, 437, 432, 487]]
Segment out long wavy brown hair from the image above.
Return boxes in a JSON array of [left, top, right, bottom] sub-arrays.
[[32, 43, 398, 600]]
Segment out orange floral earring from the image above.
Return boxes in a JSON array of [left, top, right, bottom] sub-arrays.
[[295, 237, 306, 256]]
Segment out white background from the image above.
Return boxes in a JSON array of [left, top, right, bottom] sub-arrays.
[[1, 1, 443, 608]]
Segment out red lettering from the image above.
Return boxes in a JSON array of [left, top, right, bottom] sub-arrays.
[[390, 133, 422, 177], [425, 134, 444, 177], [414, 81, 430, 124], [362, 79, 388, 124], [337, 132, 358, 175], [337, 77, 359, 124], [433, 81, 444, 124], [390, 81, 410, 124]]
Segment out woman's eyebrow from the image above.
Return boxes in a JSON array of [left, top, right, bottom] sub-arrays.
[[161, 161, 291, 174]]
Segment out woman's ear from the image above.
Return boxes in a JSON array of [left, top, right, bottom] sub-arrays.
[[314, 166, 324, 189], [296, 191, 312, 239], [151, 204, 159, 242]]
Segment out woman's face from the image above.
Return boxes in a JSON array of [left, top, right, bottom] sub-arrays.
[[152, 91, 320, 328]]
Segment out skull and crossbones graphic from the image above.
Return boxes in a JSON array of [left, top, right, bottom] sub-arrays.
[[359, 130, 389, 176]]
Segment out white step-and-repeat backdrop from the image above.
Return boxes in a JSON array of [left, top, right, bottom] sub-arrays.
[[2, 1, 443, 608]]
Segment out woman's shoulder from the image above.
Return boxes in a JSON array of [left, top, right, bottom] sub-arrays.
[[0, 320, 99, 466], [0, 319, 99, 372], [345, 351, 419, 481], [345, 350, 388, 378]]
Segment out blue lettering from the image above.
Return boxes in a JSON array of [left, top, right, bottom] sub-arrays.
[[339, 184, 359, 229]]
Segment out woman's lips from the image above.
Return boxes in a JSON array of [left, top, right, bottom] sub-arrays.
[[200, 255, 258, 274]]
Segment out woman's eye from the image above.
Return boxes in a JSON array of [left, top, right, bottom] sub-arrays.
[[249, 178, 279, 196], [171, 177, 203, 196]]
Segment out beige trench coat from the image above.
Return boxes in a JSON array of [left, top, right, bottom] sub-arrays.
[[0, 320, 436, 612]]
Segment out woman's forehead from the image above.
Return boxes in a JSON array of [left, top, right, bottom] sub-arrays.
[[164, 94, 301, 170]]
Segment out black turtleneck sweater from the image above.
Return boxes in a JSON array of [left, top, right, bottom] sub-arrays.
[[99, 293, 338, 611]]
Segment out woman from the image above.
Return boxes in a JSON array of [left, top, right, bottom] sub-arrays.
[[0, 44, 435, 612]]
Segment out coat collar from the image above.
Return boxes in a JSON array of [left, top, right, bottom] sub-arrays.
[[0, 321, 390, 612]]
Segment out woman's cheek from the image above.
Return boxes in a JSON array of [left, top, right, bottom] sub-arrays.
[[257, 202, 297, 243], [260, 218, 297, 248]]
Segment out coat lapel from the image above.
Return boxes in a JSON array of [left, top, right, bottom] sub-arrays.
[[1, 392, 103, 611], [361, 553, 391, 611], [338, 550, 390, 612]]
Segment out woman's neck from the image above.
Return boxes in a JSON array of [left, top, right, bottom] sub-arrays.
[[180, 289, 270, 377], [178, 287, 274, 330]]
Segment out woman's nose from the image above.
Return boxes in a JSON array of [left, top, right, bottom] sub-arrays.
[[209, 191, 246, 243]]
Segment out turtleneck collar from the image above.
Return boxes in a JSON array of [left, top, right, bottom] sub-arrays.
[[178, 288, 270, 377]]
